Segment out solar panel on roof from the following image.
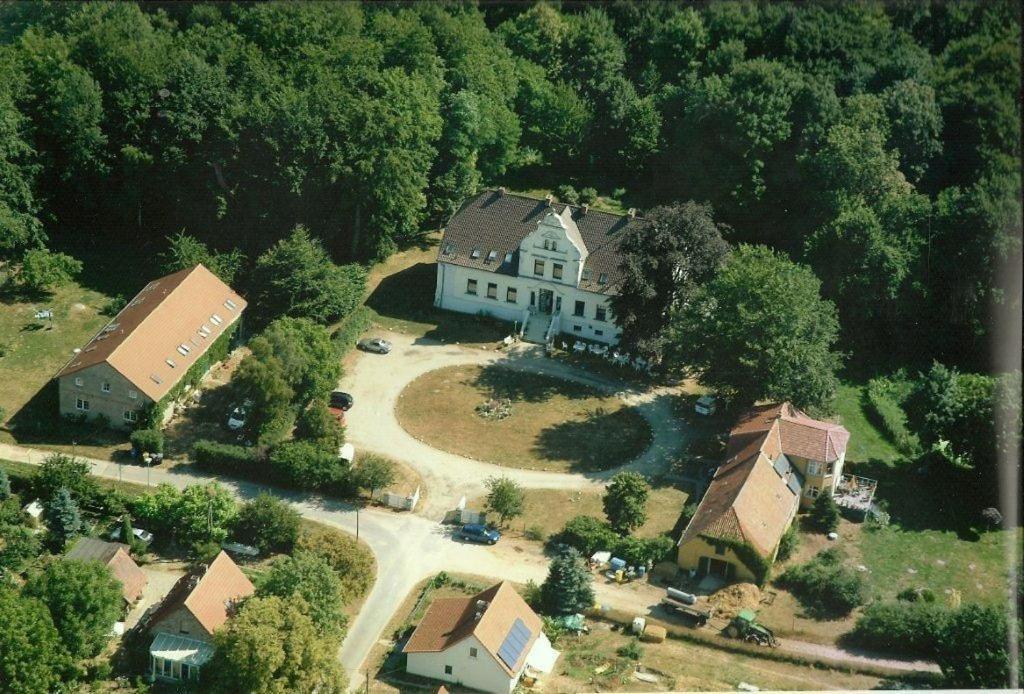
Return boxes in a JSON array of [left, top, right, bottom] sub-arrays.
[[496, 617, 532, 670]]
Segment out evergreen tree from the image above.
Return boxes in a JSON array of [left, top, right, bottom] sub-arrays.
[[44, 488, 82, 550], [809, 492, 840, 534], [0, 468, 10, 500], [540, 547, 595, 616]]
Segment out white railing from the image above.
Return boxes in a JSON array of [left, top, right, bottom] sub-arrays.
[[519, 308, 531, 338], [545, 311, 561, 345]]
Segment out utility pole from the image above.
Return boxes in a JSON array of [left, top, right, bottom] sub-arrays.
[[356, 502, 360, 541]]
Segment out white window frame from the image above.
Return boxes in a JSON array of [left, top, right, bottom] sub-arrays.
[[76, 398, 90, 411], [534, 259, 544, 276], [128, 389, 138, 400], [595, 306, 607, 322], [486, 282, 497, 299], [806, 485, 820, 499], [123, 409, 138, 423], [808, 461, 821, 476], [506, 287, 517, 303], [101, 381, 111, 393], [74, 377, 84, 387], [466, 279, 477, 295], [552, 263, 564, 280]]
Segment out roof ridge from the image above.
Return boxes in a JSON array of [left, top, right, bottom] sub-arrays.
[[482, 188, 632, 221], [106, 265, 199, 367]]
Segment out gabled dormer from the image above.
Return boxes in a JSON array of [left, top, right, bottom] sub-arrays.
[[518, 206, 589, 287]]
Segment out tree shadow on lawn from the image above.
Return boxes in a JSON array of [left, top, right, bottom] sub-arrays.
[[532, 406, 652, 473], [852, 458, 982, 541], [472, 362, 598, 404], [365, 262, 507, 344]]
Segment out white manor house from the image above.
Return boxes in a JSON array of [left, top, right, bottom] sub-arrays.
[[434, 188, 640, 345]]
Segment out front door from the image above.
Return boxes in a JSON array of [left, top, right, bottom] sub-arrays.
[[698, 556, 734, 579], [538, 289, 554, 314]]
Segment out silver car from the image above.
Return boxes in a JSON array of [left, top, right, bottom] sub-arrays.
[[357, 337, 392, 354]]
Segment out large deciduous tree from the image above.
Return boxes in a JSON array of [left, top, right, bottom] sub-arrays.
[[602, 472, 649, 535], [352, 454, 397, 499], [208, 595, 347, 694], [485, 476, 525, 528], [935, 604, 1011, 688], [669, 244, 843, 413], [612, 202, 729, 356], [0, 588, 70, 692], [23, 560, 122, 660], [233, 493, 302, 555], [258, 551, 346, 638]]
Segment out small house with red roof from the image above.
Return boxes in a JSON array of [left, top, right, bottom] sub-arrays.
[[403, 581, 559, 693]]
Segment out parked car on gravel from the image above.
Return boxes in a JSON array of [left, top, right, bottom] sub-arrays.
[[330, 390, 354, 410], [357, 337, 392, 354], [456, 523, 500, 545]]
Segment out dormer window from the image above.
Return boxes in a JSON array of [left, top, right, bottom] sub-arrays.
[[504, 252, 513, 264], [210, 314, 223, 326], [444, 243, 455, 255], [582, 269, 592, 281], [470, 249, 481, 260], [598, 273, 608, 285], [486, 250, 498, 263], [166, 358, 177, 368], [177, 344, 191, 356], [224, 299, 237, 310]]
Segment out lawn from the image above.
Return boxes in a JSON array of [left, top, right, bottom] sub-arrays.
[[0, 275, 132, 457], [396, 364, 652, 472], [834, 383, 901, 464], [361, 234, 509, 348], [467, 485, 690, 542]]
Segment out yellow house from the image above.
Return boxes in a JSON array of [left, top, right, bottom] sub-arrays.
[[677, 403, 849, 582]]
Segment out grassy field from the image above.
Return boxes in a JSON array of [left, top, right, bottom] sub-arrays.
[[396, 364, 652, 472], [468, 485, 690, 542], [549, 624, 882, 692]]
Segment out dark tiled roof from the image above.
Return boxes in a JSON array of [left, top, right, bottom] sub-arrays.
[[437, 190, 639, 295]]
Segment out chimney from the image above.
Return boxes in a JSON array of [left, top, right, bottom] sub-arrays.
[[581, 204, 589, 215], [498, 186, 507, 195], [545, 194, 555, 207], [627, 208, 637, 218]]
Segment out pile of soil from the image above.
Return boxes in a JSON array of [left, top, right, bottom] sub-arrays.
[[708, 583, 761, 620]]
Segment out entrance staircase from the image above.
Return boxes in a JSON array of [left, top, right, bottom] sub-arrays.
[[523, 314, 550, 344]]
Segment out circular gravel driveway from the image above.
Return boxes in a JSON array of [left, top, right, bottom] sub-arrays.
[[339, 331, 688, 517]]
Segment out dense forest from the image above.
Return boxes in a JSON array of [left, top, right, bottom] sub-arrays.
[[0, 1, 1020, 371]]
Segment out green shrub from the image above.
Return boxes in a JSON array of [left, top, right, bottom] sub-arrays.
[[578, 187, 598, 204], [554, 515, 619, 556], [268, 441, 346, 491], [525, 525, 546, 542], [130, 429, 164, 455], [617, 639, 643, 660], [554, 184, 579, 204], [777, 548, 866, 617], [193, 440, 258, 476], [776, 524, 800, 563], [849, 601, 950, 657], [897, 586, 937, 603], [614, 535, 675, 566]]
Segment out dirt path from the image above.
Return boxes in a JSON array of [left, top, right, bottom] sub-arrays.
[[340, 331, 686, 517]]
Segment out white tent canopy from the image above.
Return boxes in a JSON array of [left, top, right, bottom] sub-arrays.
[[150, 632, 214, 667]]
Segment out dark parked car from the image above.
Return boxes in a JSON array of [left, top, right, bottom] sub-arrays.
[[330, 390, 354, 411], [456, 523, 500, 545], [357, 337, 392, 354]]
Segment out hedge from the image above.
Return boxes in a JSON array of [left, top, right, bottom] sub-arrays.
[[130, 429, 164, 455], [331, 306, 373, 358], [552, 515, 675, 566], [864, 376, 920, 456], [848, 601, 950, 657], [193, 440, 260, 476]]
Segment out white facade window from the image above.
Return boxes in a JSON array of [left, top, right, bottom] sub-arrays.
[[806, 485, 820, 499], [123, 409, 138, 423], [534, 259, 544, 276], [486, 282, 497, 299], [506, 287, 517, 303], [808, 461, 821, 476], [553, 263, 564, 280], [469, 647, 478, 658], [128, 390, 138, 400], [76, 398, 89, 411], [595, 307, 607, 321], [466, 279, 477, 295], [74, 377, 84, 387], [101, 381, 111, 393]]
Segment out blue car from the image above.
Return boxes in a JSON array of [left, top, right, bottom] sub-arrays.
[[457, 523, 500, 545]]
